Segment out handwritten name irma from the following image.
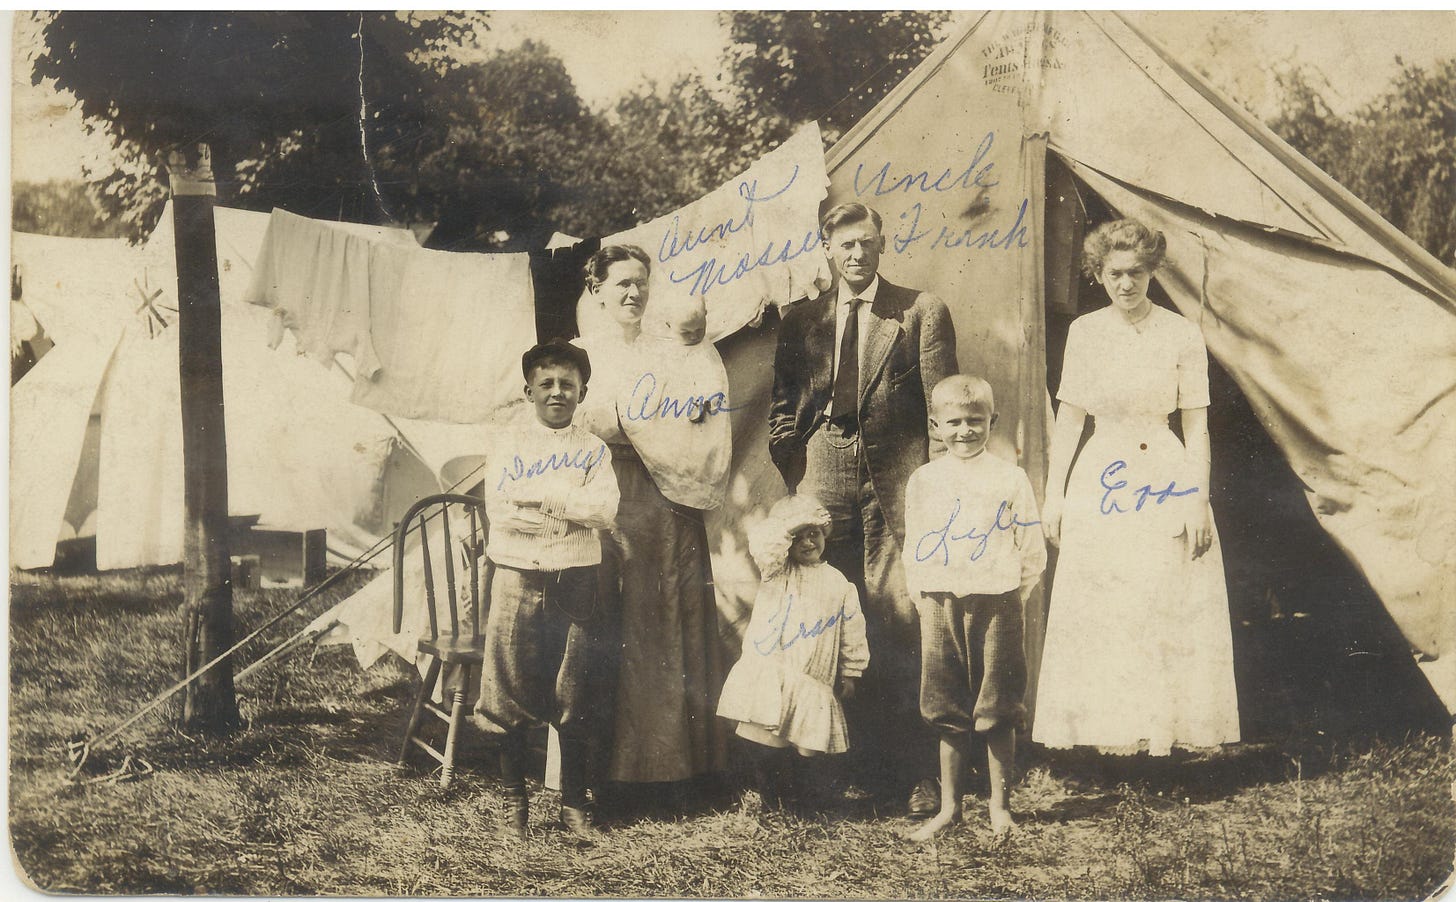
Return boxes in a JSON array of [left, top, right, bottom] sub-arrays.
[[915, 498, 1039, 565], [659, 166, 821, 299], [1098, 460, 1200, 515], [624, 372, 733, 422], [752, 593, 856, 656], [496, 444, 607, 491]]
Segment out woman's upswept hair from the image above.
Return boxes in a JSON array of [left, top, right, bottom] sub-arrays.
[[1081, 218, 1166, 279], [584, 244, 651, 291]]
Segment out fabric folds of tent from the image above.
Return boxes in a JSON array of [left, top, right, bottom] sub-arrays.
[[800, 9, 1454, 711]]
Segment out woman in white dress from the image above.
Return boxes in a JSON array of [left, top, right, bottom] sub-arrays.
[[1033, 219, 1240, 755]]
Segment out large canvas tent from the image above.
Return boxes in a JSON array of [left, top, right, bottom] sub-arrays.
[[9, 206, 479, 572], [313, 11, 1454, 722], [797, 9, 1455, 714]]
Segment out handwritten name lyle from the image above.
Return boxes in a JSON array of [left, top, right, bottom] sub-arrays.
[[752, 592, 855, 656], [915, 498, 1039, 566], [496, 444, 606, 491], [1098, 460, 1200, 515]]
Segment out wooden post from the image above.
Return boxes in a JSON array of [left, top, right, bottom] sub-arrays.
[[168, 145, 242, 734]]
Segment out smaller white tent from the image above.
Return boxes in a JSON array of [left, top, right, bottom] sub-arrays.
[[10, 206, 484, 572]]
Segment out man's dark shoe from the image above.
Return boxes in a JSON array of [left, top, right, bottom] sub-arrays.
[[559, 804, 602, 843], [907, 777, 940, 819]]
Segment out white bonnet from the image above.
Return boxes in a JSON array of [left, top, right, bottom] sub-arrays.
[[749, 493, 832, 579]]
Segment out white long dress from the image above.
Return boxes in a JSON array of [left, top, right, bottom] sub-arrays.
[[1032, 305, 1240, 755]]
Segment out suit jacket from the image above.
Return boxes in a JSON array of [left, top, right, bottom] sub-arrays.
[[769, 277, 958, 540]]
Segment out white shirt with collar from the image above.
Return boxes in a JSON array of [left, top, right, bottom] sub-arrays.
[[828, 275, 878, 418]]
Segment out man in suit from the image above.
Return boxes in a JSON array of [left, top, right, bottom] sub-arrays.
[[769, 202, 958, 817]]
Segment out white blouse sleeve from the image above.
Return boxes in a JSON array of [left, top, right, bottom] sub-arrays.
[[1056, 317, 1096, 412], [1176, 318, 1211, 410]]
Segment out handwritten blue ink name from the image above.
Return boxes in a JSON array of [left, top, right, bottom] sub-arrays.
[[852, 132, 1000, 196], [752, 593, 855, 656], [891, 199, 1031, 254], [496, 444, 607, 491], [1098, 460, 1200, 515], [659, 166, 820, 298], [624, 372, 739, 422], [915, 498, 1040, 565]]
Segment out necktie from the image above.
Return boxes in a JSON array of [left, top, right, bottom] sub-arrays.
[[831, 298, 861, 432]]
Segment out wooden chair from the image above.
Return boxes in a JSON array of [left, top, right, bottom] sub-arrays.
[[392, 492, 490, 789]]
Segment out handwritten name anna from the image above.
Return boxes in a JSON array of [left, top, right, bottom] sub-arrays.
[[915, 498, 1040, 565], [752, 593, 856, 656], [624, 372, 737, 422], [496, 444, 607, 491], [1098, 460, 1200, 515]]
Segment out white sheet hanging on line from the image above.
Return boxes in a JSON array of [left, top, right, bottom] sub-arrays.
[[243, 209, 409, 376], [577, 122, 832, 342], [352, 245, 537, 424]]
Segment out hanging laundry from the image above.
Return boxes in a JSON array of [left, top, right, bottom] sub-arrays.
[[243, 208, 416, 376], [528, 235, 600, 342], [578, 122, 832, 343], [351, 244, 537, 423]]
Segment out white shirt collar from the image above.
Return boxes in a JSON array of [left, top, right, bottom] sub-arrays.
[[837, 275, 880, 308]]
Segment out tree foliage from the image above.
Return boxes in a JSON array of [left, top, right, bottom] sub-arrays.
[[12, 180, 128, 238], [32, 11, 489, 241], [1269, 59, 1456, 265], [32, 11, 957, 246], [721, 11, 952, 146], [599, 10, 955, 224]]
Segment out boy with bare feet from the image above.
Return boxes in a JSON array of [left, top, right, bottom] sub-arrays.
[[900, 376, 1046, 841]]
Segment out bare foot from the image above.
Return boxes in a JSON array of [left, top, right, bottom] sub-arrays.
[[988, 805, 1016, 835], [905, 808, 961, 843]]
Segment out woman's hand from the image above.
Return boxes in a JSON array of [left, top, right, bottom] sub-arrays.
[[1042, 493, 1063, 548], [837, 675, 858, 700], [1187, 499, 1213, 559]]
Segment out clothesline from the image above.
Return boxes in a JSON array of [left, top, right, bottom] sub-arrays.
[[243, 121, 832, 426]]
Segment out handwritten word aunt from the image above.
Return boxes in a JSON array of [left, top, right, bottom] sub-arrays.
[[659, 165, 821, 299]]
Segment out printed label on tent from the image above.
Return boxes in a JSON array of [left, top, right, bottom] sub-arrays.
[[981, 23, 1068, 93]]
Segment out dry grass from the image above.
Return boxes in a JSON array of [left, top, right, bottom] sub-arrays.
[[9, 568, 1455, 898]]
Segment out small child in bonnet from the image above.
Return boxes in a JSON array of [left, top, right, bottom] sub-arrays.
[[716, 494, 870, 808]]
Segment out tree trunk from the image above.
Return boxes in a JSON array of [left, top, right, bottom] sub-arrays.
[[170, 145, 242, 734]]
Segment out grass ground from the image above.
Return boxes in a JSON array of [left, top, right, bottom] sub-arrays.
[[9, 568, 1454, 898]]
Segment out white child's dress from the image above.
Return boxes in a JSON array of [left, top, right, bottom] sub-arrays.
[[1032, 305, 1240, 754], [717, 562, 870, 754]]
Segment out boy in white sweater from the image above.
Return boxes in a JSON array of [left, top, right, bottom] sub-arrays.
[[474, 338, 620, 843], [901, 375, 1046, 840]]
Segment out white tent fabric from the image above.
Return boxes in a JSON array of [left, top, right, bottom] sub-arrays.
[[9, 208, 457, 572], [577, 122, 833, 343], [808, 9, 1456, 710]]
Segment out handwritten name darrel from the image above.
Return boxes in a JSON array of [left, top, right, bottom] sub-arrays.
[[496, 445, 607, 491]]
